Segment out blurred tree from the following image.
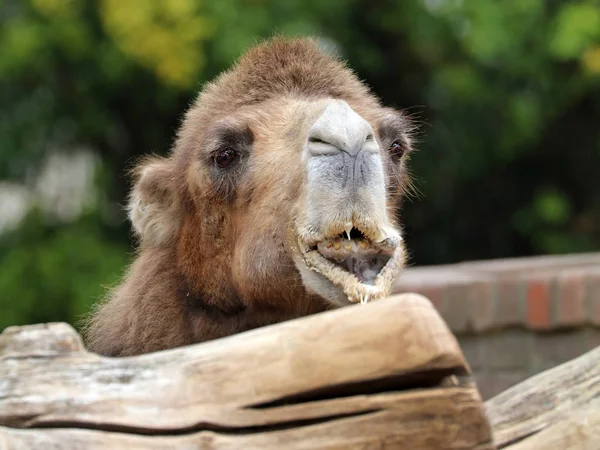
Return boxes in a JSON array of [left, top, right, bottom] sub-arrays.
[[0, 0, 599, 330]]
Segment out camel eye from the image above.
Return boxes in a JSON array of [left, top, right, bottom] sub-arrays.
[[214, 148, 237, 168], [389, 140, 405, 159]]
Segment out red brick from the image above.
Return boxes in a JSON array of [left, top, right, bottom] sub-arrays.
[[525, 275, 553, 330], [441, 284, 472, 333], [586, 270, 600, 326], [493, 277, 524, 328], [440, 279, 494, 333], [467, 281, 495, 332], [394, 254, 600, 332], [555, 270, 587, 327]]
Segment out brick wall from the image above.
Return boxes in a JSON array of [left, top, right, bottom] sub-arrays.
[[392, 253, 600, 399]]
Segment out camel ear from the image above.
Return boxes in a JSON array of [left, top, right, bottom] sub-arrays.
[[127, 157, 180, 247]]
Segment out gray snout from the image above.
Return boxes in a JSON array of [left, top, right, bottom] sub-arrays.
[[303, 100, 389, 234]]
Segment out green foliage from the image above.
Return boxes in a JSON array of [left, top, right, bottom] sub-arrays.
[[0, 209, 128, 330], [1, 0, 600, 330], [551, 2, 600, 59]]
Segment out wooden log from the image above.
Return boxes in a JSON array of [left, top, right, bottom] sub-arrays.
[[485, 345, 600, 449], [0, 293, 494, 449], [500, 401, 600, 450]]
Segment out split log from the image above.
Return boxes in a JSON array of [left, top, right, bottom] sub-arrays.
[[485, 345, 600, 449], [0, 293, 494, 449]]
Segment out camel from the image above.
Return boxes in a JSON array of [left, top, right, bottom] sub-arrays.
[[84, 37, 417, 357]]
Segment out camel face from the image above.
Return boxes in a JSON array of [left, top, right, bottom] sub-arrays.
[[178, 94, 409, 310]]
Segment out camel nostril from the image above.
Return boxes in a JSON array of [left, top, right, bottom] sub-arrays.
[[306, 135, 340, 156]]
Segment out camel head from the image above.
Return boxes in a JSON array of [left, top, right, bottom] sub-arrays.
[[129, 37, 415, 315]]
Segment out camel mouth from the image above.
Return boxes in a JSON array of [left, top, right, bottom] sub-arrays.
[[314, 230, 394, 285], [295, 225, 405, 304]]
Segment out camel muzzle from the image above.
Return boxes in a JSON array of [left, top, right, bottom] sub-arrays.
[[290, 99, 406, 304]]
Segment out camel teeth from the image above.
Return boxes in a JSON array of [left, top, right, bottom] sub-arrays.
[[344, 222, 353, 240], [343, 241, 352, 250], [358, 240, 368, 250], [333, 241, 341, 250]]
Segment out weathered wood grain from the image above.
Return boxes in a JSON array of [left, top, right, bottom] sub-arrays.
[[0, 388, 494, 449], [485, 345, 600, 449], [502, 400, 600, 450], [0, 293, 494, 449]]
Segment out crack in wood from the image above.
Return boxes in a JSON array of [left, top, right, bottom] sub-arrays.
[[18, 409, 382, 437], [495, 431, 537, 449], [248, 367, 471, 409]]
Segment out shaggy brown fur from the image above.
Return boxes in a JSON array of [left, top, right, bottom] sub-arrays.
[[84, 37, 415, 356]]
